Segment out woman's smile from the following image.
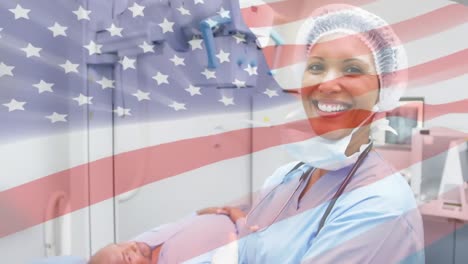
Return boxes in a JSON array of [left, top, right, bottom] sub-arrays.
[[311, 99, 353, 117]]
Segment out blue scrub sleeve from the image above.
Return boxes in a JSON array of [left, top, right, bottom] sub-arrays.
[[300, 199, 425, 264]]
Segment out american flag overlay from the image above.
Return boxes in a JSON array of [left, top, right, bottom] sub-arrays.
[[0, 0, 467, 263]]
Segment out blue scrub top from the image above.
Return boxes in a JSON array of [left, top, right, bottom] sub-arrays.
[[237, 151, 425, 263]]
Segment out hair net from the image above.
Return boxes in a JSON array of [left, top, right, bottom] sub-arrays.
[[295, 4, 408, 112]]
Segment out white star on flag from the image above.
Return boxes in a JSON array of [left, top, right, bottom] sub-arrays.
[[3, 99, 26, 112], [233, 33, 246, 44], [194, 0, 205, 4], [216, 50, 230, 63], [169, 101, 187, 111], [120, 56, 136, 70], [114, 107, 131, 117], [83, 40, 102, 55], [219, 96, 235, 106], [46, 112, 67, 123], [33, 80, 54, 93], [9, 4, 30, 20], [218, 7, 230, 18], [48, 23, 67, 37], [232, 79, 246, 88], [139, 41, 154, 53], [21, 43, 41, 58], [106, 23, 123, 37], [244, 64, 258, 76], [170, 55, 185, 66], [201, 68, 216, 79], [73, 6, 91, 21], [96, 77, 115, 89], [188, 38, 203, 50], [177, 6, 191, 16], [133, 90, 151, 101], [152, 72, 169, 85], [263, 89, 279, 98], [128, 3, 145, 17], [60, 60, 79, 74], [205, 18, 218, 28], [185, 84, 202, 96], [159, 18, 175, 33], [73, 94, 93, 106], [0, 62, 14, 77]]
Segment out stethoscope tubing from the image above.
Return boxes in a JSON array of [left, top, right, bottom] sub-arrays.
[[316, 142, 373, 234]]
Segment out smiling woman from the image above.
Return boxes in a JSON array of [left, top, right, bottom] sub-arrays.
[[233, 4, 424, 264], [281, 3, 409, 171]]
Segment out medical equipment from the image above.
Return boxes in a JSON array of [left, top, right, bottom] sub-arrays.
[[246, 142, 374, 233], [411, 128, 468, 221], [201, 0, 285, 69]]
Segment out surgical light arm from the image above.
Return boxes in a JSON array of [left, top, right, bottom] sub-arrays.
[[200, 15, 232, 69]]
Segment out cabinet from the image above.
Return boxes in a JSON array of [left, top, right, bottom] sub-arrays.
[[424, 216, 468, 264]]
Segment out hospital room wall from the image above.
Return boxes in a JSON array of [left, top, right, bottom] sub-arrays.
[[0, 123, 93, 262], [113, 109, 254, 242]]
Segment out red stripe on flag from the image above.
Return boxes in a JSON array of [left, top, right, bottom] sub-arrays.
[[241, 0, 375, 27], [407, 49, 468, 88]]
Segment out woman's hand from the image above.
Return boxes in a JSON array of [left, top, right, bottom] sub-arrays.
[[196, 207, 223, 215], [220, 206, 247, 223]]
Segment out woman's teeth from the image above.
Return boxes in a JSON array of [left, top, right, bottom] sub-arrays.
[[316, 102, 350, 112]]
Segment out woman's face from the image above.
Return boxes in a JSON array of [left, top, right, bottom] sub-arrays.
[[301, 33, 379, 139]]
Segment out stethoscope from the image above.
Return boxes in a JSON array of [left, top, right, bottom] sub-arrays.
[[245, 142, 374, 234]]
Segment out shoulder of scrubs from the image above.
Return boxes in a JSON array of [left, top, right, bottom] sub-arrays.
[[301, 155, 425, 263], [262, 161, 305, 189]]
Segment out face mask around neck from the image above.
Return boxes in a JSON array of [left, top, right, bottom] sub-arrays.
[[281, 107, 374, 171]]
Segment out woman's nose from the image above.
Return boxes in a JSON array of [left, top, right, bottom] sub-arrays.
[[318, 70, 342, 94]]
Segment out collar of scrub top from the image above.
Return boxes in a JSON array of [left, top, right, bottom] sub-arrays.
[[245, 142, 374, 233], [285, 162, 313, 183]]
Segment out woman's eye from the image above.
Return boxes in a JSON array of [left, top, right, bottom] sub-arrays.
[[343, 65, 364, 74], [307, 64, 324, 73]]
